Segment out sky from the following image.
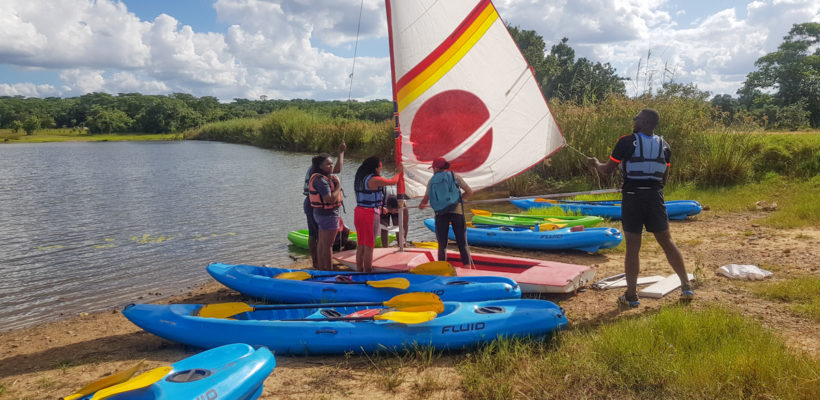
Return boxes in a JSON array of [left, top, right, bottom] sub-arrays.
[[1, 0, 818, 101]]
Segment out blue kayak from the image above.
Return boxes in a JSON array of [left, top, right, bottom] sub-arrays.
[[72, 343, 275, 400], [510, 199, 702, 220], [207, 263, 521, 303], [424, 219, 622, 253], [122, 299, 567, 355]]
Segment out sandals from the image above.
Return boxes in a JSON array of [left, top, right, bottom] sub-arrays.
[[681, 290, 695, 300], [617, 295, 640, 308]]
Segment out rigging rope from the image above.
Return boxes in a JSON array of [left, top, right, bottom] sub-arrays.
[[343, 0, 366, 142]]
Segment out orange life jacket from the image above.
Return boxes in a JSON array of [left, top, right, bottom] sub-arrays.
[[308, 173, 343, 210]]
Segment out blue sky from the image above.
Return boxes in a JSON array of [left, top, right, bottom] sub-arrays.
[[1, 0, 817, 101]]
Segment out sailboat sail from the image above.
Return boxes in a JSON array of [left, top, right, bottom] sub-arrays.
[[386, 0, 566, 198]]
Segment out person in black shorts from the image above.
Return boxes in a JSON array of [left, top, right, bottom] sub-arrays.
[[588, 108, 694, 307], [380, 193, 408, 247]]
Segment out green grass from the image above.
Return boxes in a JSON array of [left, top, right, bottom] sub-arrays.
[[750, 276, 820, 322], [186, 107, 393, 158], [667, 174, 820, 228], [459, 306, 820, 400], [1, 128, 180, 143], [527, 174, 820, 228]]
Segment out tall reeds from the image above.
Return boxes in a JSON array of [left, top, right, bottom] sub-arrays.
[[186, 98, 818, 187]]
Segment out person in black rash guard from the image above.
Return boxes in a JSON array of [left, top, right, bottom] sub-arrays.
[[587, 108, 694, 308]]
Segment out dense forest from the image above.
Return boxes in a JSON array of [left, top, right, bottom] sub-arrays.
[[1, 22, 817, 135]]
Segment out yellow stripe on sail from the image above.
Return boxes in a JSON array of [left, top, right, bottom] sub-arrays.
[[396, 5, 498, 112]]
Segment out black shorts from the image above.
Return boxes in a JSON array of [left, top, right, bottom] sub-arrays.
[[380, 212, 398, 227], [621, 189, 669, 234], [304, 197, 319, 239]]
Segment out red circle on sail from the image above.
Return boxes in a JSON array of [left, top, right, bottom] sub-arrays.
[[409, 90, 492, 172]]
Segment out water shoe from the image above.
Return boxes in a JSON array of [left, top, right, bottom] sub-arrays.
[[618, 295, 640, 308]]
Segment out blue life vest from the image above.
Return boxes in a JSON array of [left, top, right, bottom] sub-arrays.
[[623, 133, 667, 182], [428, 171, 461, 212], [355, 174, 384, 208]]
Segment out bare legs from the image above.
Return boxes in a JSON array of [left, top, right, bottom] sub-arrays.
[[356, 245, 374, 273], [316, 229, 337, 270], [308, 237, 317, 268], [653, 229, 691, 292], [623, 231, 642, 300], [623, 229, 690, 299]]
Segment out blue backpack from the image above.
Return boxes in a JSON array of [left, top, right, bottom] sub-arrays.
[[428, 171, 462, 212]]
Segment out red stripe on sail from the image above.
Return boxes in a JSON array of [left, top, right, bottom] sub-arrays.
[[394, 0, 493, 93]]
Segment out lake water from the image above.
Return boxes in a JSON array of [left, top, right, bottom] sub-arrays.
[[0, 141, 434, 331]]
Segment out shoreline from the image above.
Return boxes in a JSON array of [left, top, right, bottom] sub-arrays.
[[1, 210, 818, 399]]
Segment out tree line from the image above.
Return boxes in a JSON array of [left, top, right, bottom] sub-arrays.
[[1, 22, 817, 134], [508, 22, 820, 130], [0, 92, 392, 134]]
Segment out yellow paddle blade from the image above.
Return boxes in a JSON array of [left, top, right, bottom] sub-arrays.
[[366, 277, 410, 290], [538, 223, 566, 231], [274, 271, 312, 280], [412, 241, 438, 249], [90, 366, 172, 400], [546, 218, 568, 223], [375, 310, 437, 324], [384, 292, 444, 313], [63, 361, 145, 400], [411, 261, 456, 277], [197, 302, 253, 319], [465, 221, 475, 228], [470, 208, 493, 216], [534, 198, 558, 203]]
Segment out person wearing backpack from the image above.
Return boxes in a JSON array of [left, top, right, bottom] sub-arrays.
[[418, 157, 473, 266]]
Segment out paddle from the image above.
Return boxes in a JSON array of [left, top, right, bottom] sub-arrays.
[[274, 260, 455, 280], [412, 241, 439, 249], [272, 273, 410, 289], [533, 198, 619, 205], [283, 310, 437, 324], [89, 366, 173, 400], [198, 292, 445, 319], [63, 361, 145, 400], [467, 221, 565, 232]]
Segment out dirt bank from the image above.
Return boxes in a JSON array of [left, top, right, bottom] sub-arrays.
[[1, 209, 817, 399]]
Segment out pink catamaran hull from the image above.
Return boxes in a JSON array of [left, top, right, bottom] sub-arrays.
[[333, 248, 595, 294]]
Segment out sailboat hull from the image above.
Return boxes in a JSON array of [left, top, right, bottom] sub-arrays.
[[333, 248, 594, 294]]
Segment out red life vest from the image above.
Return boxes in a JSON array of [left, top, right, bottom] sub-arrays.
[[308, 173, 343, 210]]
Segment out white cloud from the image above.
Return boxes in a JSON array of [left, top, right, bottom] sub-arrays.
[[497, 0, 819, 96], [0, 0, 818, 100], [0, 82, 60, 97]]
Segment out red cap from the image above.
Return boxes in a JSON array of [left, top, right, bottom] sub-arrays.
[[431, 157, 450, 169]]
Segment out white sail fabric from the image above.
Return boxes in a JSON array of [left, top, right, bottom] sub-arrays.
[[386, 0, 565, 198]]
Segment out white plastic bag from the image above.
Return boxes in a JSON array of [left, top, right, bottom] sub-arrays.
[[717, 264, 773, 280]]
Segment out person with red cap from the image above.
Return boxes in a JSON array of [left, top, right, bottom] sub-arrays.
[[418, 157, 473, 266]]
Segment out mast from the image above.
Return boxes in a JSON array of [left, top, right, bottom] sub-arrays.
[[385, 0, 406, 249]]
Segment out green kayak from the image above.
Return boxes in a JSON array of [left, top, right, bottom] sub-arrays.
[[288, 229, 395, 250], [471, 211, 603, 230]]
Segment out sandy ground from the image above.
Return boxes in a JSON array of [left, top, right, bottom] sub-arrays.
[[1, 209, 818, 400]]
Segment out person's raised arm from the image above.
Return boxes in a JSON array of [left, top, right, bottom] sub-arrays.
[[367, 165, 403, 190], [332, 141, 346, 174]]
